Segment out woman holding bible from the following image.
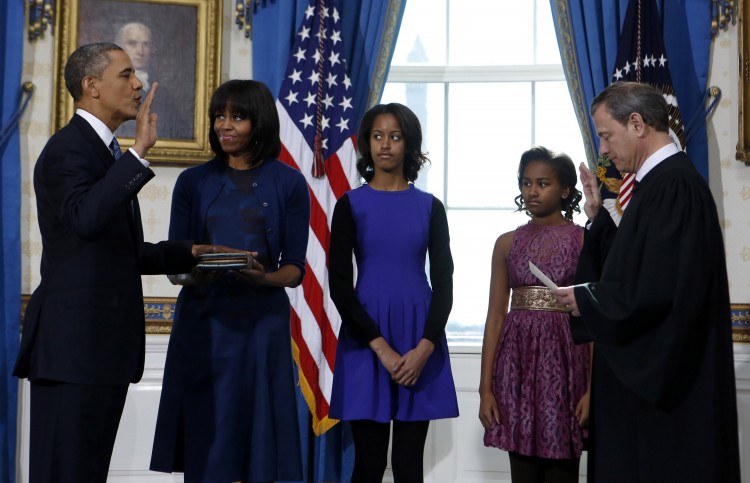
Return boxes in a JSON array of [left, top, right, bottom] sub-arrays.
[[150, 80, 310, 483]]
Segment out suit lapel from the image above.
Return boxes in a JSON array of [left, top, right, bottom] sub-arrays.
[[70, 114, 116, 170]]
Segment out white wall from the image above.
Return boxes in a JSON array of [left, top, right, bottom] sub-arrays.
[[15, 7, 749, 482]]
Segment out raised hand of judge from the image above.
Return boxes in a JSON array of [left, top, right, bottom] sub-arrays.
[[579, 162, 602, 221], [132, 81, 159, 158]]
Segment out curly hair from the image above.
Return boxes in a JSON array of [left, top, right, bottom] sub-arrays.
[[514, 146, 582, 221], [355, 103, 429, 183]]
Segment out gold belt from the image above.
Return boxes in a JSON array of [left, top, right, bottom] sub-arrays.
[[510, 286, 568, 312]]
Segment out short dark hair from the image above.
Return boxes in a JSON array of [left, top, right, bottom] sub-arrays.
[[356, 103, 429, 183], [514, 146, 582, 221], [64, 42, 123, 101], [208, 79, 281, 164], [591, 81, 669, 132]]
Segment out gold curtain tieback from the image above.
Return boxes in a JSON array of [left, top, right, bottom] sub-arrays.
[[510, 286, 568, 312]]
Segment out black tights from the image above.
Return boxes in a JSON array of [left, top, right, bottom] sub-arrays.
[[508, 452, 581, 483], [350, 419, 430, 483]]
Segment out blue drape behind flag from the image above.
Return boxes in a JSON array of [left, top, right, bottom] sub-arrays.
[[594, 0, 687, 218], [0, 1, 24, 482], [659, 0, 712, 180], [551, 0, 712, 180]]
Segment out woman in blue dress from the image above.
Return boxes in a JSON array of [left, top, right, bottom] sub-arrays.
[[329, 103, 459, 483], [150, 80, 310, 483]]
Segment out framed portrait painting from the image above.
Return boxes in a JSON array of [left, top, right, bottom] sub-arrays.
[[53, 0, 222, 164]]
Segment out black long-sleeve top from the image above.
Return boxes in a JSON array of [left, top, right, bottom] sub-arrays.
[[328, 192, 454, 346]]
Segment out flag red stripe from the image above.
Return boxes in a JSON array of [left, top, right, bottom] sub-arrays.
[[291, 309, 331, 420], [325, 138, 356, 199], [300, 260, 339, 369], [280, 144, 333, 256]]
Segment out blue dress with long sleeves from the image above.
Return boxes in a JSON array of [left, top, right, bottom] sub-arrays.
[[150, 158, 310, 483]]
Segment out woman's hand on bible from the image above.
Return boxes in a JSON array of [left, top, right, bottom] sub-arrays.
[[236, 255, 266, 285]]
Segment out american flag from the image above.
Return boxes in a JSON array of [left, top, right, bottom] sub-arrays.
[[600, 0, 685, 220], [277, 0, 359, 435]]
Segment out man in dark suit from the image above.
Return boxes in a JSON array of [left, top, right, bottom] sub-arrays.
[[13, 42, 223, 482]]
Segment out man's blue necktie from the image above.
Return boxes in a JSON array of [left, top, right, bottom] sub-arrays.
[[110, 136, 135, 217], [110, 137, 122, 160]]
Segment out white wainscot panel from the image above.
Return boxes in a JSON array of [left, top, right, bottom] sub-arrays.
[[16, 340, 748, 483], [108, 335, 177, 482]]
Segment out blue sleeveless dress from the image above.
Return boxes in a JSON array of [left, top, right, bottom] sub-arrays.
[[329, 185, 459, 422]]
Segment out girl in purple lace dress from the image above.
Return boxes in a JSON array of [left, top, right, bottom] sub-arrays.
[[479, 146, 591, 483]]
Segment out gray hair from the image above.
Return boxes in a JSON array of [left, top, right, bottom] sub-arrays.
[[115, 22, 151, 46], [64, 42, 123, 101], [591, 81, 669, 132]]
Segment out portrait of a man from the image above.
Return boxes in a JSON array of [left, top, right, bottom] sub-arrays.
[[78, 0, 197, 141]]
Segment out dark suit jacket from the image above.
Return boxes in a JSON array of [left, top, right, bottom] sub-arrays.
[[13, 114, 195, 386]]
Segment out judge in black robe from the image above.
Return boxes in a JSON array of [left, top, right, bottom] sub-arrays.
[[555, 82, 741, 483]]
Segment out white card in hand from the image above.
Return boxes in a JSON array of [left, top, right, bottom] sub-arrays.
[[528, 260, 558, 290]]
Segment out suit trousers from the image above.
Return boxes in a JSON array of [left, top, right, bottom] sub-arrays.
[[29, 380, 129, 483]]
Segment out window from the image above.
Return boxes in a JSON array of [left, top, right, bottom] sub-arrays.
[[382, 0, 587, 344]]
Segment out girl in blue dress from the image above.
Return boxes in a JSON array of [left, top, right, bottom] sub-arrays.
[[329, 103, 459, 483], [150, 80, 310, 483]]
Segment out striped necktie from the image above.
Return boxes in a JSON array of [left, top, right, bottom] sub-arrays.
[[110, 137, 122, 160]]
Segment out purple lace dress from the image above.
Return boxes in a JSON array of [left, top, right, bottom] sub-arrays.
[[484, 222, 589, 459]]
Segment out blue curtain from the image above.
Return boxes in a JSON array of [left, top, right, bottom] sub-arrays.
[[253, 1, 406, 482], [551, 0, 712, 179], [0, 2, 25, 482]]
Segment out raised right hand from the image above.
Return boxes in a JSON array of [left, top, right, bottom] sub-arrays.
[[579, 162, 602, 221], [131, 82, 159, 158]]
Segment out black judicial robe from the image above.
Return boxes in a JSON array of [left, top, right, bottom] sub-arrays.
[[571, 152, 741, 483]]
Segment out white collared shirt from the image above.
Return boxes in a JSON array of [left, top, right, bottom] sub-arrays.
[[75, 108, 150, 167], [635, 142, 680, 183]]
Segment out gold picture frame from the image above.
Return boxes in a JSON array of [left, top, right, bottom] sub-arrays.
[[52, 0, 222, 164], [738, 0, 750, 164]]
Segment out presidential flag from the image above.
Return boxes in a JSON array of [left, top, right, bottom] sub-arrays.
[[276, 0, 359, 435], [598, 0, 685, 224]]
